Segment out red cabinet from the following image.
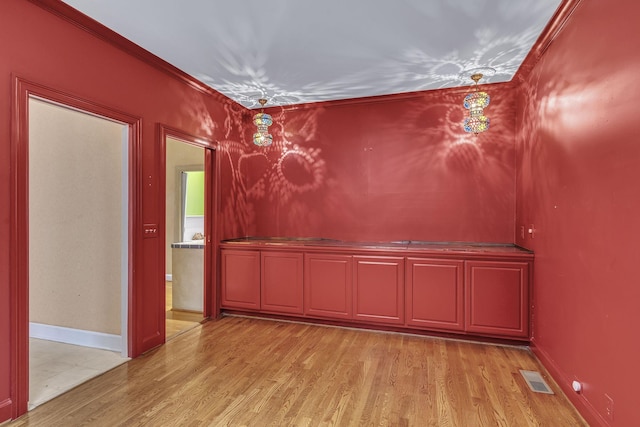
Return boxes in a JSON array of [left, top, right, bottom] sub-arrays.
[[220, 241, 532, 341], [221, 249, 260, 310], [465, 261, 529, 338], [304, 254, 353, 319], [353, 256, 404, 325], [261, 251, 303, 315], [405, 258, 464, 331]]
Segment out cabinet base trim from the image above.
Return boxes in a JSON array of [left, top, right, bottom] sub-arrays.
[[221, 311, 530, 347]]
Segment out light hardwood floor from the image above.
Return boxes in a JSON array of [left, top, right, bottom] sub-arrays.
[[9, 316, 587, 426]]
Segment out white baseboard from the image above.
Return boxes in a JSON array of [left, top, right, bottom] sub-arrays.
[[29, 322, 122, 352], [165, 274, 172, 281]]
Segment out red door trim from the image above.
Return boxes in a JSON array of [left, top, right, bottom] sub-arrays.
[[9, 76, 142, 419], [158, 125, 219, 321]]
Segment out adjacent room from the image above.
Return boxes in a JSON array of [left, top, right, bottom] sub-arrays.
[[164, 137, 206, 339], [27, 97, 130, 409], [1, 0, 638, 426]]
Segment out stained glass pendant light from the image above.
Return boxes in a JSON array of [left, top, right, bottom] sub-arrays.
[[463, 73, 490, 134], [253, 98, 273, 147]]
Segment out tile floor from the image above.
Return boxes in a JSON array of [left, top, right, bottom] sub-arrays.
[[27, 283, 201, 410], [29, 339, 129, 410]]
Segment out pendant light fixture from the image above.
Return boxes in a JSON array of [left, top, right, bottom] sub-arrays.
[[463, 73, 490, 134], [253, 98, 273, 147]]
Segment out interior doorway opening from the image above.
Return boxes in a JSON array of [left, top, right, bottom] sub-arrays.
[[27, 97, 130, 409], [165, 137, 206, 339]]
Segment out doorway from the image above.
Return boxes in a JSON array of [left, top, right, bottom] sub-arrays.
[[164, 137, 207, 338], [27, 98, 130, 408]]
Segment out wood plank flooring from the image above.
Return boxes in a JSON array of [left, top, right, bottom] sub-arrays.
[[9, 316, 587, 426]]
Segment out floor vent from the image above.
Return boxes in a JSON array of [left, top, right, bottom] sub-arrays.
[[520, 370, 554, 394]]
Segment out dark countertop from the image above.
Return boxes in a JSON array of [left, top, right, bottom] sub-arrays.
[[220, 237, 533, 257]]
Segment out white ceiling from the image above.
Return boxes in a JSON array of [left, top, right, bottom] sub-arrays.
[[61, 0, 562, 108]]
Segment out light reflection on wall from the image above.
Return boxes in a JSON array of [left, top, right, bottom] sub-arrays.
[[513, 3, 640, 423], [219, 137, 253, 238], [365, 87, 516, 242], [217, 101, 256, 238], [516, 60, 640, 244], [247, 107, 327, 235], [222, 84, 517, 242], [536, 68, 637, 143], [219, 106, 328, 238]]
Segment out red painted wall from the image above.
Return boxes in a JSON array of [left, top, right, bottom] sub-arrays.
[[243, 86, 517, 243], [0, 0, 247, 421], [515, 1, 640, 425], [8, 0, 627, 425]]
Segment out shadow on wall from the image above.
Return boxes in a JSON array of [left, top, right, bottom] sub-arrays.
[[221, 85, 517, 243]]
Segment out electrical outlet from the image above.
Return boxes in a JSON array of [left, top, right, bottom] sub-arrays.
[[605, 394, 614, 421]]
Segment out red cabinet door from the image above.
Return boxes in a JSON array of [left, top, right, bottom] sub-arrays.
[[304, 254, 353, 319], [220, 249, 260, 310], [465, 261, 530, 338], [353, 256, 404, 325], [261, 251, 303, 315], [405, 258, 464, 331]]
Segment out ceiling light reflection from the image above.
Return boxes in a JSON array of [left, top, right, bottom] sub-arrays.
[[61, 0, 561, 108], [185, 2, 560, 108]]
